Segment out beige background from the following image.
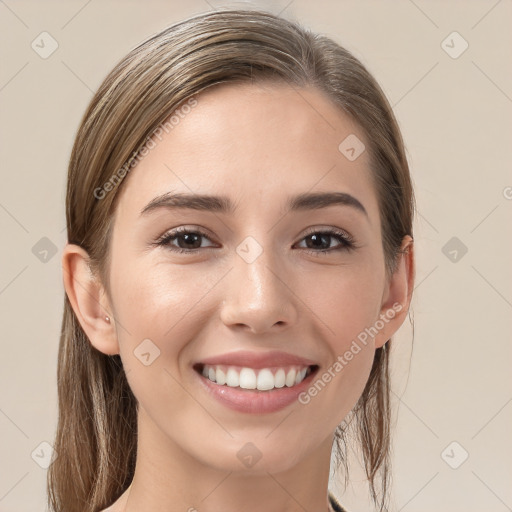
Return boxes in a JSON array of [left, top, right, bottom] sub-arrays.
[[0, 0, 511, 510]]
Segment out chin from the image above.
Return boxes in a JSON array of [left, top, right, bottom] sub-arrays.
[[196, 437, 312, 475]]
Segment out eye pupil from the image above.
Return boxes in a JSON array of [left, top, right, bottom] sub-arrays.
[[179, 233, 201, 249], [307, 233, 329, 250]]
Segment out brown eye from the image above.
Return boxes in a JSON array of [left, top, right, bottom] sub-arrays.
[[295, 229, 355, 254], [156, 228, 215, 253]]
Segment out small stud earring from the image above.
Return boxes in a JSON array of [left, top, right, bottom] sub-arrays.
[[105, 316, 110, 323]]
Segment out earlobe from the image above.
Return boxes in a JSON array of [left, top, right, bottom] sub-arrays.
[[61, 243, 120, 356], [374, 235, 415, 349]]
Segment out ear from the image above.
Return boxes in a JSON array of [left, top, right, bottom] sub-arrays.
[[374, 235, 415, 349], [61, 243, 120, 355]]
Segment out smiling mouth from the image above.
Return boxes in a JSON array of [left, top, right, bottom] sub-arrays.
[[193, 363, 319, 392]]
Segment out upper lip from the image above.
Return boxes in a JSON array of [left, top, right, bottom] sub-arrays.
[[195, 350, 318, 369]]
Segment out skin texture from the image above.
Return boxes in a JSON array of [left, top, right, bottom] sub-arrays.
[[63, 82, 414, 512]]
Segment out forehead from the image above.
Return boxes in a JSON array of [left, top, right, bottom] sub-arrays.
[[114, 81, 379, 224]]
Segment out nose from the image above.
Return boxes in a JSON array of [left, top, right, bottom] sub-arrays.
[[220, 246, 298, 334]]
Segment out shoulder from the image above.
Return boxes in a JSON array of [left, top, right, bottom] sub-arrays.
[[328, 492, 349, 512]]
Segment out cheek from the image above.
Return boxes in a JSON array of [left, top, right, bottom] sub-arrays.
[[294, 262, 383, 418], [109, 259, 214, 378], [300, 259, 385, 349], [110, 264, 211, 427], [112, 255, 208, 329]]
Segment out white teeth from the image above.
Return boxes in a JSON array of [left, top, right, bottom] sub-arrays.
[[215, 367, 226, 385], [274, 368, 286, 388], [256, 369, 274, 391], [285, 368, 296, 387], [296, 367, 307, 385], [239, 368, 257, 389], [200, 364, 311, 391], [226, 367, 239, 387]]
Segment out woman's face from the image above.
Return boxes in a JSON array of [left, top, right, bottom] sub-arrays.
[[93, 82, 410, 474]]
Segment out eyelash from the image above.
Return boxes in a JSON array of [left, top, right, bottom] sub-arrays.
[[154, 226, 356, 256]]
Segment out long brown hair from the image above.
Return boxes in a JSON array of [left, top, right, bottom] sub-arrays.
[[48, 9, 415, 512]]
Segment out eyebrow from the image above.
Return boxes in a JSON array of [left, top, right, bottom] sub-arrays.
[[140, 191, 368, 218]]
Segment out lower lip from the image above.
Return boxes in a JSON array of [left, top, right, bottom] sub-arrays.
[[195, 367, 318, 414]]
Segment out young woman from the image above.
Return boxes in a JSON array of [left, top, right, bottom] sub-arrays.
[[48, 9, 415, 512]]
